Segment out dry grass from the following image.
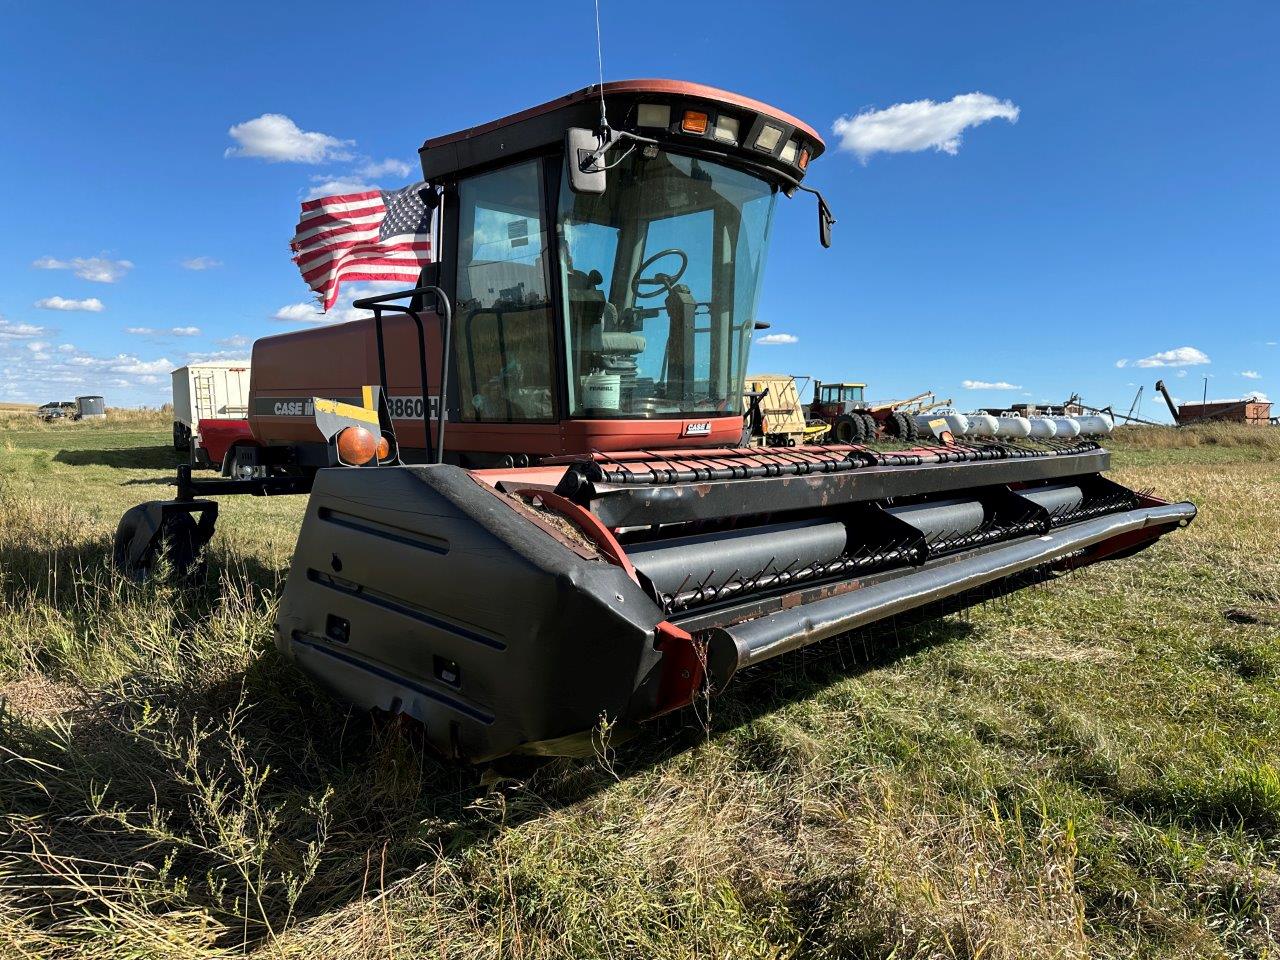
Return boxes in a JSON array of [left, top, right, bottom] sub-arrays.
[[0, 420, 1278, 957], [1113, 422, 1280, 451]]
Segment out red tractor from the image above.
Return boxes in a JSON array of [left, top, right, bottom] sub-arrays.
[[809, 379, 920, 443]]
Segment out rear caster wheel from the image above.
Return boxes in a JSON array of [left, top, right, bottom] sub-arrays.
[[113, 504, 214, 582]]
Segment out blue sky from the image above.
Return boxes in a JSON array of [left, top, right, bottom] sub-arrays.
[[1, 0, 1276, 418]]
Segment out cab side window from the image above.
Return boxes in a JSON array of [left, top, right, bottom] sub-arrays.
[[454, 160, 557, 422]]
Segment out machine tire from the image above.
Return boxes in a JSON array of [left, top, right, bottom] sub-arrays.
[[905, 414, 920, 442], [860, 413, 878, 441], [833, 414, 864, 444], [887, 412, 909, 439], [113, 508, 204, 582]]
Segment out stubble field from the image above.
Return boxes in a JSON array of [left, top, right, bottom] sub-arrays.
[[1, 412, 1278, 958]]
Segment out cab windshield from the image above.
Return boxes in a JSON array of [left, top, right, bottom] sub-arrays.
[[558, 149, 777, 418]]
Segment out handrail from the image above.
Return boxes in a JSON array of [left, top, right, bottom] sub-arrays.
[[353, 285, 453, 464]]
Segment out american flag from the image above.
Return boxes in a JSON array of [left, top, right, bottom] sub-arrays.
[[291, 182, 436, 311]]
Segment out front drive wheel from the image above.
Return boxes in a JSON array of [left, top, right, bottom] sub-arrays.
[[832, 414, 864, 444]]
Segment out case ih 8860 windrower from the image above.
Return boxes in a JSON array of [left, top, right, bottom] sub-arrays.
[[116, 80, 1195, 763]]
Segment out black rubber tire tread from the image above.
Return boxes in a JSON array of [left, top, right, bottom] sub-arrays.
[[833, 414, 863, 444], [860, 413, 878, 441], [113, 510, 202, 582]]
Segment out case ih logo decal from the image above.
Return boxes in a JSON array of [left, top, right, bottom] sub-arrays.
[[683, 421, 712, 437], [280, 400, 312, 416], [254, 396, 441, 419]]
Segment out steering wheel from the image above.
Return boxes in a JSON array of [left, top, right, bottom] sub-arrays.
[[630, 248, 689, 300]]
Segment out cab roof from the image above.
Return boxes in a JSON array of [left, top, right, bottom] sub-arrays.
[[419, 78, 825, 186]]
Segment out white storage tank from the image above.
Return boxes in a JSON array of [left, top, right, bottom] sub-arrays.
[[1052, 416, 1082, 438], [915, 410, 970, 438], [963, 412, 999, 437], [1028, 416, 1058, 439], [75, 395, 106, 419], [994, 413, 1032, 438], [1074, 413, 1114, 436]]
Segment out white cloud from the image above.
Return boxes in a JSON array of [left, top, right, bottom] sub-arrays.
[[1199, 392, 1270, 404], [0, 342, 177, 402], [183, 349, 252, 363], [181, 256, 222, 270], [125, 325, 202, 337], [33, 255, 133, 283], [1176, 369, 1188, 378], [0, 319, 45, 340], [757, 333, 798, 345], [36, 296, 105, 312], [1115, 346, 1210, 369], [216, 333, 250, 348], [962, 379, 1021, 390], [272, 301, 326, 323], [306, 178, 376, 200], [225, 113, 353, 163], [832, 93, 1020, 161], [1241, 370, 1262, 380], [109, 356, 172, 375], [357, 157, 413, 178], [271, 283, 399, 324]]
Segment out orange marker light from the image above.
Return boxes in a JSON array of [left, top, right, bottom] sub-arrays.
[[336, 425, 377, 465], [376, 435, 391, 461], [798, 147, 810, 170], [681, 110, 709, 135]]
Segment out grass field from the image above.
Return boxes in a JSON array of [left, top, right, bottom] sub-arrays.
[[1, 414, 1278, 958]]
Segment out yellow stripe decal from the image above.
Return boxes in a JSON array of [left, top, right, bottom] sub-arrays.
[[313, 397, 380, 426]]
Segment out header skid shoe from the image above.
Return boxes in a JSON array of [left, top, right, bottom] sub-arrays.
[[276, 444, 1194, 763]]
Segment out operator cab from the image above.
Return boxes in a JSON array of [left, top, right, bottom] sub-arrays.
[[416, 79, 829, 457], [815, 382, 866, 406]]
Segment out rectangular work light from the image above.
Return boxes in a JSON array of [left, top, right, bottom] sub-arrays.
[[637, 103, 671, 128], [754, 124, 784, 153]]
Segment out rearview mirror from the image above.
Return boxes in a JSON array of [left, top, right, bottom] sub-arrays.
[[817, 194, 835, 248], [566, 128, 607, 194]]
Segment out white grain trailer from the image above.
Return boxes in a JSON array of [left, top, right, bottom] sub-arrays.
[[170, 362, 250, 451]]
